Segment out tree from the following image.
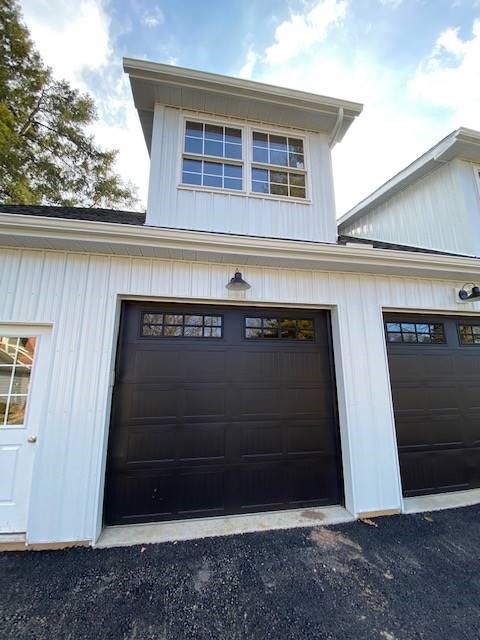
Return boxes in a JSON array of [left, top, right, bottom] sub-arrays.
[[0, 0, 137, 208]]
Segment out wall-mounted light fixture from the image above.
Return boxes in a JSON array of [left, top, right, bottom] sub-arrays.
[[226, 271, 251, 291], [459, 283, 480, 301]]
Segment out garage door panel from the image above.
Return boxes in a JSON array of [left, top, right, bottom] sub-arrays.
[[385, 313, 480, 498], [105, 304, 342, 525]]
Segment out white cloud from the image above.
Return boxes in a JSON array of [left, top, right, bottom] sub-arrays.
[[142, 7, 165, 29], [19, 0, 149, 209], [238, 46, 258, 79], [408, 20, 480, 129], [265, 0, 347, 64]]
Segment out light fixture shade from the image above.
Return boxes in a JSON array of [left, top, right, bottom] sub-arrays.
[[226, 271, 251, 291]]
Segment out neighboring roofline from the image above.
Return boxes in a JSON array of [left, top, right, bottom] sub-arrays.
[[123, 58, 363, 152], [2, 211, 480, 282], [338, 127, 480, 229]]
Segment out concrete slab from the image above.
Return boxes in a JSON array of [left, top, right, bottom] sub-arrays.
[[95, 505, 354, 548], [403, 488, 480, 514]]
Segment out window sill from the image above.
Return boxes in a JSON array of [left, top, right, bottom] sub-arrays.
[[177, 184, 311, 205]]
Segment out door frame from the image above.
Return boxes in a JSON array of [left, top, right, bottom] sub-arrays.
[[93, 295, 348, 541], [0, 323, 52, 536]]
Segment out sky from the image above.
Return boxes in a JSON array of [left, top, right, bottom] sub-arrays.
[[18, 0, 480, 216]]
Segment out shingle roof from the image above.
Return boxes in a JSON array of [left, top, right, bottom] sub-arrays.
[[0, 204, 146, 225], [0, 205, 472, 258]]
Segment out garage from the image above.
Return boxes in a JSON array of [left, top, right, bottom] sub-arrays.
[[385, 314, 480, 497], [104, 302, 342, 525]]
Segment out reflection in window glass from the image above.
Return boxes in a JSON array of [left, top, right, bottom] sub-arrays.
[[182, 158, 242, 191], [252, 132, 304, 169], [185, 121, 242, 160], [245, 317, 314, 340], [385, 322, 445, 344], [252, 167, 306, 199], [142, 313, 223, 338], [0, 337, 36, 427], [459, 324, 480, 344]]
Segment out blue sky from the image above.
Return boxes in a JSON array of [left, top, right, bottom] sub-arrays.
[[19, 0, 480, 214]]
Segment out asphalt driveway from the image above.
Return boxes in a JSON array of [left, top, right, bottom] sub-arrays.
[[1, 505, 480, 640]]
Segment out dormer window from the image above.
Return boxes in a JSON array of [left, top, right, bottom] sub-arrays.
[[182, 120, 243, 191]]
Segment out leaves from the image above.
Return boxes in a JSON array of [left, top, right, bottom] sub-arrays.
[[0, 0, 137, 208]]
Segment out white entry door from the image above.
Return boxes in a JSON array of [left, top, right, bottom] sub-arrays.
[[0, 329, 49, 533]]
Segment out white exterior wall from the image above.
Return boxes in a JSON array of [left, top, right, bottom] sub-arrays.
[[341, 161, 480, 256], [2, 247, 479, 544], [146, 105, 338, 243]]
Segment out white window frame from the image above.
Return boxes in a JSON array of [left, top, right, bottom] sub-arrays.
[[0, 334, 38, 430], [177, 113, 311, 204], [473, 164, 480, 203], [177, 114, 246, 196]]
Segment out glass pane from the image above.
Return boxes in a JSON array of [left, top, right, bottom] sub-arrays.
[[253, 132, 268, 146], [289, 153, 304, 169], [163, 326, 183, 337], [281, 327, 296, 339], [288, 138, 304, 154], [185, 137, 203, 154], [386, 323, 401, 332], [270, 171, 288, 185], [225, 128, 241, 143], [224, 164, 242, 178], [224, 178, 242, 190], [164, 314, 184, 325], [204, 162, 222, 176], [143, 313, 163, 324], [474, 335, 480, 344], [204, 140, 223, 157], [252, 168, 268, 181], [245, 317, 262, 327], [225, 143, 242, 160], [0, 367, 12, 395], [183, 172, 202, 185], [270, 150, 288, 166], [183, 326, 203, 337], [204, 316, 222, 326], [203, 174, 222, 188], [401, 324, 416, 333], [183, 158, 202, 173], [11, 369, 31, 395], [6, 396, 27, 425], [253, 147, 268, 163], [245, 328, 262, 338], [472, 326, 480, 335], [290, 187, 306, 199], [184, 315, 203, 326], [142, 324, 163, 336], [416, 324, 430, 333], [204, 327, 222, 338], [205, 124, 223, 141], [264, 319, 279, 329], [387, 333, 402, 342], [17, 338, 35, 365], [186, 121, 203, 138], [270, 135, 287, 151], [431, 325, 445, 342], [252, 181, 268, 193], [289, 173, 306, 187], [403, 333, 417, 343], [460, 330, 473, 344], [417, 333, 432, 343], [270, 183, 288, 196], [297, 330, 314, 341], [0, 397, 6, 424], [0, 338, 18, 364], [263, 328, 278, 338]]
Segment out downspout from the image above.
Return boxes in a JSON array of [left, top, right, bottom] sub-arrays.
[[329, 106, 344, 148]]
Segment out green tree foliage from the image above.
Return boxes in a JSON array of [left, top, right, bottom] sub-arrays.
[[0, 0, 137, 208]]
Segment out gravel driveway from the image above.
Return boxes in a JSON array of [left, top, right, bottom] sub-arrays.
[[1, 505, 480, 639]]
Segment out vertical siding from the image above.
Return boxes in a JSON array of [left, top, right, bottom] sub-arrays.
[[341, 161, 480, 256], [146, 105, 337, 243], [2, 248, 480, 542]]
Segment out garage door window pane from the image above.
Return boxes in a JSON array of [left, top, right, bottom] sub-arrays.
[[0, 337, 36, 427], [142, 313, 223, 338], [245, 318, 314, 340], [459, 324, 480, 345], [385, 322, 445, 344]]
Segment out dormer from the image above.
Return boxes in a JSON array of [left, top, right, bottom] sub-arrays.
[[338, 128, 480, 257], [124, 58, 362, 243]]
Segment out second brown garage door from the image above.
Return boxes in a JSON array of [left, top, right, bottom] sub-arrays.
[[385, 314, 480, 497], [104, 302, 342, 525]]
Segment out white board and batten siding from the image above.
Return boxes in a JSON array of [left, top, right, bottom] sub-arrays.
[[146, 104, 338, 243], [341, 160, 480, 257], [3, 247, 480, 544]]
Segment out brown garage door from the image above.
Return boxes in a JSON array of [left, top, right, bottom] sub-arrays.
[[104, 302, 342, 525], [385, 314, 480, 497]]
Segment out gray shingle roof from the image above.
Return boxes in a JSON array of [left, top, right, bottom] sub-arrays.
[[0, 204, 146, 225]]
